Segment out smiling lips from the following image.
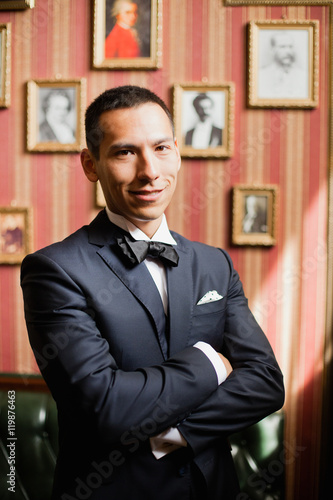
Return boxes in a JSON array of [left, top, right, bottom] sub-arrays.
[[129, 188, 165, 201]]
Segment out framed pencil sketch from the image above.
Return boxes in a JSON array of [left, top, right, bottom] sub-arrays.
[[0, 207, 32, 264], [0, 23, 11, 108], [232, 185, 278, 246], [93, 0, 162, 70], [95, 182, 106, 208], [27, 79, 86, 153], [0, 0, 34, 9], [248, 20, 319, 108], [173, 83, 235, 158]]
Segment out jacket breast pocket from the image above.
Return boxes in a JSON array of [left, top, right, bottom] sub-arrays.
[[191, 299, 226, 351]]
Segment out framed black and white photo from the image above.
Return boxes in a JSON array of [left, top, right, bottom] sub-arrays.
[[232, 185, 278, 246], [173, 83, 235, 158], [248, 20, 319, 108], [27, 79, 86, 153], [93, 0, 162, 70], [0, 207, 32, 264], [0, 23, 11, 108], [0, 0, 34, 9]]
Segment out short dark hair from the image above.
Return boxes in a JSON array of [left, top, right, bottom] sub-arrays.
[[85, 85, 174, 159], [192, 93, 213, 112]]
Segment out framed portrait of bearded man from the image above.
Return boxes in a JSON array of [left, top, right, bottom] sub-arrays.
[[248, 19, 319, 108]]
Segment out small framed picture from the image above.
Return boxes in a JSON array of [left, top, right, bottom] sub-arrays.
[[232, 185, 278, 246], [93, 0, 162, 70], [173, 83, 235, 158], [0, 0, 34, 9], [26, 79, 86, 153], [0, 207, 32, 264], [248, 20, 319, 108], [0, 23, 11, 108]]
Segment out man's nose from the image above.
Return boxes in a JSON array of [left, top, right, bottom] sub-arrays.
[[137, 151, 159, 180]]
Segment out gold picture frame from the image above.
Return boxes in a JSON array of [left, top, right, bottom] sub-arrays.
[[173, 83, 235, 159], [232, 185, 278, 246], [93, 0, 162, 70], [225, 0, 329, 4], [0, 0, 34, 9], [0, 207, 32, 264], [248, 19, 319, 108], [0, 23, 11, 108], [26, 78, 86, 153]]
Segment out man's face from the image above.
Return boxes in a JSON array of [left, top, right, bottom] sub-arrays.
[[273, 34, 295, 68], [46, 95, 70, 123], [84, 103, 180, 236], [117, 2, 138, 27], [195, 98, 213, 122]]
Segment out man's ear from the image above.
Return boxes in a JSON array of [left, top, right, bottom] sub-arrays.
[[80, 148, 99, 182]]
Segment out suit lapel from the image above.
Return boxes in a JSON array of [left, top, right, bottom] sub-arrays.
[[88, 211, 168, 358], [166, 241, 194, 357]]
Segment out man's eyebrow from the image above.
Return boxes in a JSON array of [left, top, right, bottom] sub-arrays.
[[106, 137, 175, 153], [106, 143, 137, 153], [151, 136, 175, 145]]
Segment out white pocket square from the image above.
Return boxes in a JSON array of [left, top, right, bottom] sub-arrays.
[[197, 290, 223, 305]]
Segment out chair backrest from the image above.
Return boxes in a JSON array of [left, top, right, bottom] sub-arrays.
[[230, 411, 285, 499], [0, 375, 58, 500]]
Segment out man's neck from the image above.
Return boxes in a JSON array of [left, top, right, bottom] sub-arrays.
[[105, 208, 176, 244], [117, 21, 132, 30]]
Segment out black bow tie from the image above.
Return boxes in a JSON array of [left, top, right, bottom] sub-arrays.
[[116, 234, 179, 267]]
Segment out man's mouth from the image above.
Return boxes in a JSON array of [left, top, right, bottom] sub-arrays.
[[129, 188, 165, 201]]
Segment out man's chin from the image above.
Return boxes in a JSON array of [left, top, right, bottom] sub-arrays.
[[128, 213, 163, 223]]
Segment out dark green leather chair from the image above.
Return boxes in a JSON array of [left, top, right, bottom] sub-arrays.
[[0, 388, 58, 500], [231, 411, 285, 499], [0, 375, 284, 500]]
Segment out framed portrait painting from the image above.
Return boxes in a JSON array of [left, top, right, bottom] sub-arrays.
[[0, 207, 32, 264], [93, 0, 162, 69], [26, 79, 86, 153], [173, 83, 235, 158], [0, 23, 11, 108], [248, 20, 319, 108], [232, 185, 278, 246], [0, 0, 34, 9]]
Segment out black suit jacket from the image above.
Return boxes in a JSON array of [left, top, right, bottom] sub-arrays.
[[39, 120, 58, 142], [21, 210, 284, 499], [185, 125, 222, 147]]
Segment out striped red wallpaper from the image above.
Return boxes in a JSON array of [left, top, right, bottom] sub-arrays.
[[0, 1, 331, 499]]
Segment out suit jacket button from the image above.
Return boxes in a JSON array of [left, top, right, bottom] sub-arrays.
[[178, 466, 186, 477]]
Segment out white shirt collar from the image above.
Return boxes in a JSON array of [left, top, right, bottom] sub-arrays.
[[105, 207, 177, 245], [195, 117, 213, 129], [118, 21, 131, 30]]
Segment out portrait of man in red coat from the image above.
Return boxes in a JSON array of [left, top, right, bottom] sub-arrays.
[[105, 0, 140, 58], [104, 0, 152, 60]]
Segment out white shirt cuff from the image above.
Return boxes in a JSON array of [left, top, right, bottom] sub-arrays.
[[194, 341, 227, 385], [150, 427, 187, 460]]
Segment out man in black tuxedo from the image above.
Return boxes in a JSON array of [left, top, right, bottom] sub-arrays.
[[21, 86, 284, 500], [185, 93, 223, 148]]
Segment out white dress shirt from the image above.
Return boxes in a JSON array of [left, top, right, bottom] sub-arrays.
[[191, 118, 214, 149], [105, 208, 227, 457]]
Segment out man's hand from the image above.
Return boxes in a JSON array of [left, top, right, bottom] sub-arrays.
[[218, 353, 233, 377]]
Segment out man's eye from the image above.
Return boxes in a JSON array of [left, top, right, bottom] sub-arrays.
[[117, 150, 132, 156], [156, 145, 169, 152]]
